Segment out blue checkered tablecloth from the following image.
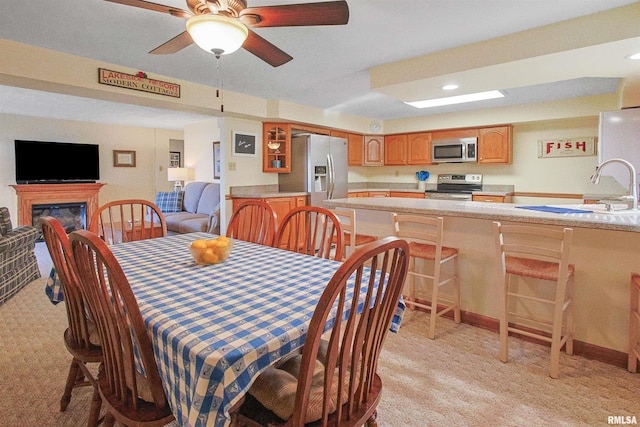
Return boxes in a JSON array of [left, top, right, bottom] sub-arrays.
[[101, 233, 404, 427]]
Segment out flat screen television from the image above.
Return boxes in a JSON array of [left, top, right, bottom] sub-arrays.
[[15, 140, 100, 184]]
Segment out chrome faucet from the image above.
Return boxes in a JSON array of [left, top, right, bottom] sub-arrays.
[[590, 158, 638, 210]]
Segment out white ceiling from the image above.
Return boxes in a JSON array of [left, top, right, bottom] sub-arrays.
[[1, 0, 639, 130]]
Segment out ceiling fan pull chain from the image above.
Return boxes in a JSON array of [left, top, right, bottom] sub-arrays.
[[215, 54, 224, 113], [221, 55, 224, 112]]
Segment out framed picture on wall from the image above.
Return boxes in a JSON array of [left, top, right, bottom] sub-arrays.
[[232, 131, 257, 157], [213, 141, 221, 180], [169, 151, 181, 167], [113, 150, 136, 167]]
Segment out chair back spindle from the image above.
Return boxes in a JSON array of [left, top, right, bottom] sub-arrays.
[[227, 200, 278, 246], [275, 206, 343, 261]]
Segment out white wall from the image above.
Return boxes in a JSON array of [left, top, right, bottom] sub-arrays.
[[0, 113, 183, 221], [183, 119, 220, 183]]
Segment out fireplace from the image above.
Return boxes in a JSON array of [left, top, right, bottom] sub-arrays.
[[10, 183, 105, 228], [32, 202, 87, 239]]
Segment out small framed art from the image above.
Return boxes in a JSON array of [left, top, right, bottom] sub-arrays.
[[169, 151, 181, 167], [232, 132, 257, 157], [113, 150, 136, 167]]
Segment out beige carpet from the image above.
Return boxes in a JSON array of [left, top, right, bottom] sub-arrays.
[[1, 243, 638, 426]]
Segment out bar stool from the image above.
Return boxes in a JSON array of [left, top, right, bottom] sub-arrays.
[[330, 208, 377, 261], [391, 213, 460, 339], [493, 221, 575, 379], [628, 273, 640, 372]]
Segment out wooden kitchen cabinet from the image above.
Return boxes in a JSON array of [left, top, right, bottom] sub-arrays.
[[263, 123, 291, 173], [384, 133, 431, 165], [478, 125, 512, 164], [348, 192, 369, 198], [367, 191, 389, 197], [390, 191, 425, 199], [330, 130, 348, 139], [431, 128, 479, 140], [472, 194, 512, 203], [384, 134, 407, 165], [363, 135, 384, 166], [347, 133, 364, 166], [407, 132, 432, 165]]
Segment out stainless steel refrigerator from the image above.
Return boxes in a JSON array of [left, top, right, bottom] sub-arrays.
[[278, 134, 348, 206], [598, 107, 640, 191]]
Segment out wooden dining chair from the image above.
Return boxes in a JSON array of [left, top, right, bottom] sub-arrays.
[[274, 206, 343, 261], [89, 199, 167, 245], [226, 199, 278, 246], [68, 229, 175, 427], [39, 216, 103, 427], [330, 208, 377, 261], [234, 236, 409, 427]]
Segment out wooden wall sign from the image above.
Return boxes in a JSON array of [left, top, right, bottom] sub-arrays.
[[98, 68, 180, 98], [538, 137, 597, 158]]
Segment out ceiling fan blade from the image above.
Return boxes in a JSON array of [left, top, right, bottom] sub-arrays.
[[104, 0, 192, 18], [240, 1, 349, 28], [149, 31, 194, 54], [243, 30, 293, 67]]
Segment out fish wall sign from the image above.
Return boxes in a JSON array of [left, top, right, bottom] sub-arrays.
[[538, 137, 597, 158]]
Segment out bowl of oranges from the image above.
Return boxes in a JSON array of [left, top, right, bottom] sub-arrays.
[[189, 236, 233, 265]]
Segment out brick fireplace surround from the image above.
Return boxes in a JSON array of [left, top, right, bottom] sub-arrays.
[[10, 183, 105, 227]]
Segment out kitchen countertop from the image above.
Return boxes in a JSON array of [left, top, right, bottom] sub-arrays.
[[349, 184, 514, 196], [229, 185, 308, 199], [323, 197, 640, 233], [230, 191, 309, 198]]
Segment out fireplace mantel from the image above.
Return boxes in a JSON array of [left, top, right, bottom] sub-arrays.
[[10, 183, 105, 227]]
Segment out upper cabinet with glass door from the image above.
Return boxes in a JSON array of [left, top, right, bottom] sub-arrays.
[[263, 123, 291, 173]]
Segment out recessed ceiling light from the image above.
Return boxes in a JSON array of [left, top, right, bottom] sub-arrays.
[[626, 52, 640, 60], [442, 84, 459, 91], [405, 90, 504, 109]]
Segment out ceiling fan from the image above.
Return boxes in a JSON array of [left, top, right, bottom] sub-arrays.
[[105, 0, 349, 67]]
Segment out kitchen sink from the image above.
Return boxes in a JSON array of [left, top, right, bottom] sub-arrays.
[[550, 204, 640, 215]]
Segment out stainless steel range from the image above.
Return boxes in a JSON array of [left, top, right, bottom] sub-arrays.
[[424, 174, 482, 200]]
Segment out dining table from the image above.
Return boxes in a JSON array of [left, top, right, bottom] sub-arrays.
[[48, 232, 405, 427]]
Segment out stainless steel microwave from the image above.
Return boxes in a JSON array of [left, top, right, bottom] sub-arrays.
[[431, 137, 478, 163]]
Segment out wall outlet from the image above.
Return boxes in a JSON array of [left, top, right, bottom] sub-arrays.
[[395, 170, 399, 177], [228, 162, 236, 171]]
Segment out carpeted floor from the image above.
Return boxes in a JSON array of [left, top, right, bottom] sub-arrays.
[[1, 243, 638, 426]]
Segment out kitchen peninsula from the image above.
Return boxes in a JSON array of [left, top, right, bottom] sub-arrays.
[[323, 196, 640, 366]]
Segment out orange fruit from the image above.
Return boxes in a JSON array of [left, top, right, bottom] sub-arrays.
[[201, 248, 219, 264], [216, 236, 229, 243], [191, 239, 208, 249]]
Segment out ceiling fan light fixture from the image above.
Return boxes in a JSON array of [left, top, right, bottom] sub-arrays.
[[186, 14, 249, 56]]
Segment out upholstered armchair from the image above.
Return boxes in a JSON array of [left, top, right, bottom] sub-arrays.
[[0, 207, 40, 305]]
